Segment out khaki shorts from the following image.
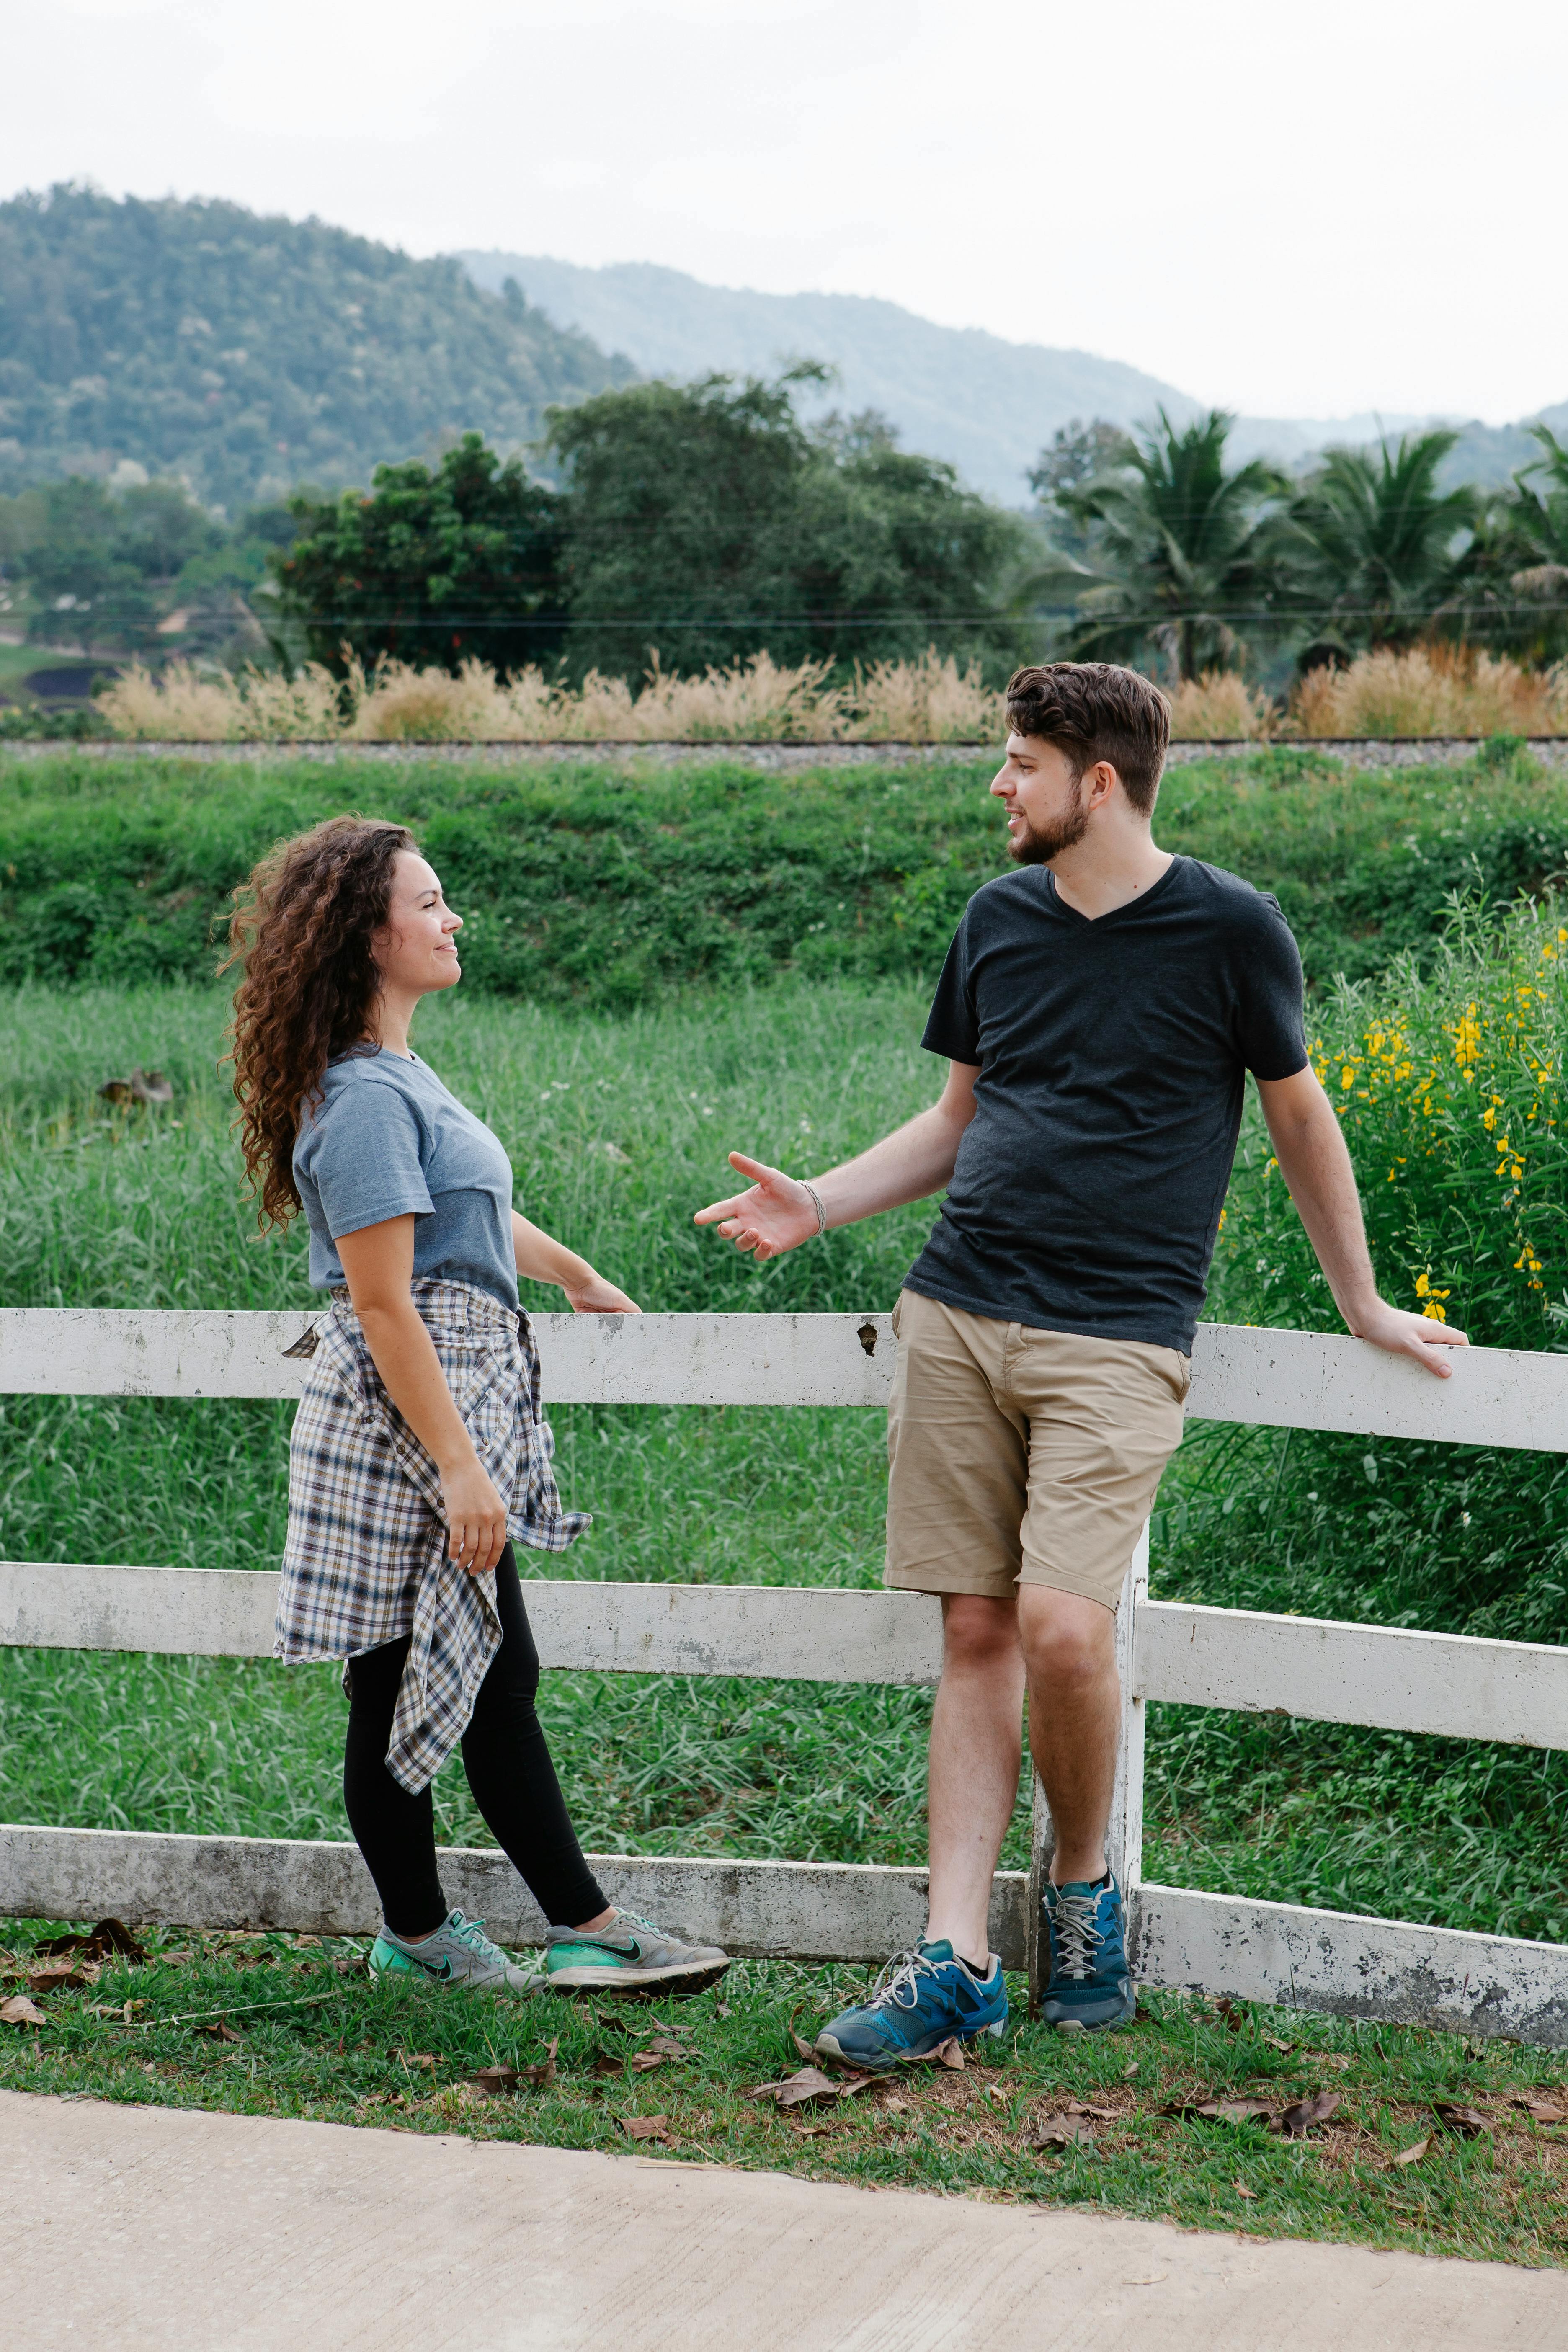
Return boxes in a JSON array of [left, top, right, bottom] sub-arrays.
[[884, 1288, 1189, 1613]]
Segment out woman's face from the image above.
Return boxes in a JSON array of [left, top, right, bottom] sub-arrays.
[[371, 852, 463, 1000]]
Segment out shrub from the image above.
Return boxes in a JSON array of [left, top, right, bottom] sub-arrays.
[[1289, 647, 1568, 738], [1167, 669, 1272, 740], [1180, 895, 1568, 1646]]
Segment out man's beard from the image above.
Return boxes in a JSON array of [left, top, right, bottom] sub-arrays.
[[1006, 790, 1089, 865]]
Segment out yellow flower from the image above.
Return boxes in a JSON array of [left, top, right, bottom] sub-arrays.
[[1483, 1106, 1496, 1130], [1422, 1300, 1449, 1322], [1340, 1066, 1356, 1090]]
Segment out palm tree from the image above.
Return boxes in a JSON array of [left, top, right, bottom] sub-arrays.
[[1504, 427, 1568, 659], [1288, 431, 1478, 653], [1015, 409, 1293, 681]]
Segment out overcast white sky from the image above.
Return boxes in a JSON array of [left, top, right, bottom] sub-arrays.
[[8, 0, 1566, 423]]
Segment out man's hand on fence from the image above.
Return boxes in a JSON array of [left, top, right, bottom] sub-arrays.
[[694, 1153, 821, 1261], [1351, 1298, 1470, 1377]]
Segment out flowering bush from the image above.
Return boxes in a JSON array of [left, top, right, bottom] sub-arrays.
[[1169, 895, 1568, 1652], [1219, 894, 1568, 1352]]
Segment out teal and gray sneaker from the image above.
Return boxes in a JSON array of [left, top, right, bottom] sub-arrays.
[[1041, 1872, 1135, 2032], [815, 1940, 1007, 2073], [542, 1908, 730, 1996], [369, 1909, 539, 1994]]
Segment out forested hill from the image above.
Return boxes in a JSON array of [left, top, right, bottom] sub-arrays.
[[0, 186, 635, 510]]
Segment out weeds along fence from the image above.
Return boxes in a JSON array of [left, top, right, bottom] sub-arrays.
[[2, 1308, 1566, 2045]]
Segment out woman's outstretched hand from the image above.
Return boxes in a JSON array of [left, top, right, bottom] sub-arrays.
[[694, 1152, 820, 1262], [562, 1270, 641, 1314]]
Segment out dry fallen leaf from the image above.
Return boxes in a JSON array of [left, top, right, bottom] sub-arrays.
[[1390, 2137, 1431, 2167], [1260, 2034, 1296, 2054], [985, 2083, 1009, 2108], [619, 2115, 672, 2143], [28, 1960, 90, 1994], [1233, 2179, 1258, 2200], [1065, 2100, 1117, 2120], [750, 2064, 867, 2110], [1162, 2096, 1273, 2125], [883, 2096, 908, 2113], [1512, 2098, 1566, 2125], [1275, 2091, 1341, 2138], [791, 2030, 817, 2062], [935, 2037, 965, 2072], [1214, 1998, 1246, 2034], [469, 2066, 519, 2097], [629, 2052, 665, 2074], [200, 2020, 244, 2043], [35, 1917, 146, 1966], [1032, 2115, 1096, 2148], [1433, 2102, 1492, 2138], [0, 1994, 46, 2028], [588, 2050, 626, 2079]]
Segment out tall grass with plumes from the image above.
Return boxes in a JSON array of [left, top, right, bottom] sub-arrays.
[[0, 945, 1563, 1941], [99, 650, 1004, 746], [1167, 670, 1274, 739], [1289, 647, 1568, 739]]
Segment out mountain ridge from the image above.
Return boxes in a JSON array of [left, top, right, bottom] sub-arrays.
[[0, 186, 634, 510], [460, 250, 1566, 503]]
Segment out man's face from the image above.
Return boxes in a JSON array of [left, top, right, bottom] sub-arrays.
[[990, 734, 1090, 864]]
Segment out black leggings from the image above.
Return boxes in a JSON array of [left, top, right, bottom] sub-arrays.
[[343, 1543, 607, 1939]]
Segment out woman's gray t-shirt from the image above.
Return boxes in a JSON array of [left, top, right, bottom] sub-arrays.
[[293, 1049, 519, 1311]]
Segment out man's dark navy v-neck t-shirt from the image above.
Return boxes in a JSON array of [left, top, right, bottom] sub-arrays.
[[905, 855, 1308, 1354]]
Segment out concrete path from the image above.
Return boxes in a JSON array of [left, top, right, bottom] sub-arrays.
[[3, 2090, 1563, 2350]]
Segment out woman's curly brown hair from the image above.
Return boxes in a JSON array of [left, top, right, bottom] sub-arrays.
[[224, 815, 416, 1231]]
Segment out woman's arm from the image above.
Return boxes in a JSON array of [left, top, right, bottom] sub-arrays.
[[511, 1212, 640, 1313], [335, 1217, 509, 1575]]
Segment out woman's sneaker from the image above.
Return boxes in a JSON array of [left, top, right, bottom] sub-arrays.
[[542, 1908, 730, 1995], [1041, 1873, 1136, 2031], [815, 1940, 1008, 2073], [369, 1909, 540, 1994]]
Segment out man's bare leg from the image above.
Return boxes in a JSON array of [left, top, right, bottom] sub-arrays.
[[1017, 1584, 1119, 1884], [923, 1593, 1025, 1965]]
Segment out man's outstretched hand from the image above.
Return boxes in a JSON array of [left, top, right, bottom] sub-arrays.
[[1351, 1299, 1470, 1377], [694, 1152, 820, 1262]]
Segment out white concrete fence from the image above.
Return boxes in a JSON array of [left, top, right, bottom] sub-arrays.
[[2, 1308, 1566, 2044]]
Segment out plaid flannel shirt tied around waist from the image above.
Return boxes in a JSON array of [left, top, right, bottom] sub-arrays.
[[274, 1277, 588, 1792]]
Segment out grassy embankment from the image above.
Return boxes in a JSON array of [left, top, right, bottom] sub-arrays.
[[1, 744, 1565, 2250]]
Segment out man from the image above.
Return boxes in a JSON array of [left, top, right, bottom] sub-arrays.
[[695, 661, 1466, 2061]]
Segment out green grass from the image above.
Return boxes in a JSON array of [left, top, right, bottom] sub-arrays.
[[2, 976, 1563, 1946], [6, 738, 1568, 1003], [2, 1924, 1564, 2265]]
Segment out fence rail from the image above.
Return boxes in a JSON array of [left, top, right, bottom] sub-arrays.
[[2, 1308, 1566, 2043]]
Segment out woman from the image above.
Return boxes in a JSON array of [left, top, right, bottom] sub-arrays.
[[226, 815, 727, 1997]]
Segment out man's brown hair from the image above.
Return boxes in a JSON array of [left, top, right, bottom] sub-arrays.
[[1004, 662, 1170, 815]]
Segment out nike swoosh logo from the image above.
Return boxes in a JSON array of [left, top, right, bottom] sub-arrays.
[[409, 1954, 453, 1979]]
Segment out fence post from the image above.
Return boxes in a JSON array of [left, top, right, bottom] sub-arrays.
[[1028, 1523, 1149, 2009]]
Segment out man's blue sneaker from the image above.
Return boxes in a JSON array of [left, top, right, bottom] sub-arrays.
[[1041, 1872, 1136, 2032], [815, 1940, 1008, 2073]]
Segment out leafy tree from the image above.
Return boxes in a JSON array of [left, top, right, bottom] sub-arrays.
[[1288, 431, 1478, 655], [1018, 409, 1292, 679], [1498, 426, 1568, 662], [1028, 417, 1138, 504], [546, 371, 1020, 680], [271, 433, 565, 676], [19, 475, 227, 654]]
